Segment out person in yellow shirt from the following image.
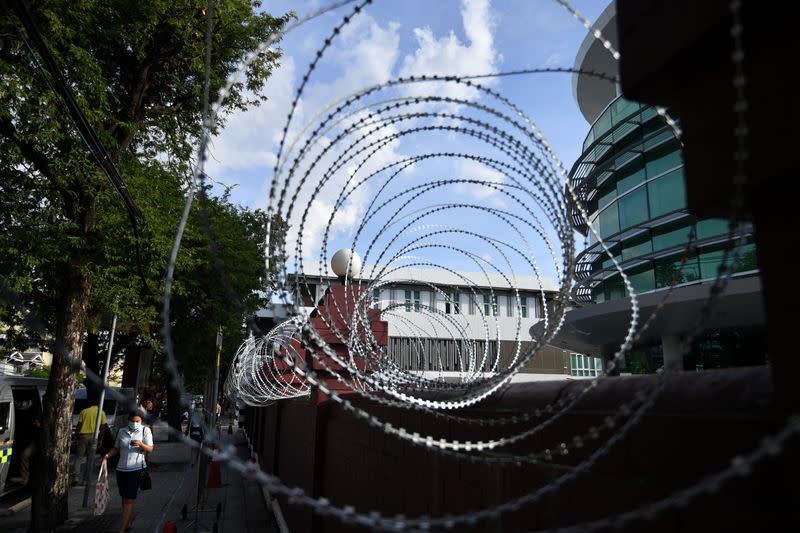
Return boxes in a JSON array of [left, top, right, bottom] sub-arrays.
[[71, 399, 109, 485]]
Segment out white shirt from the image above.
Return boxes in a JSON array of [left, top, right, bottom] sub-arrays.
[[115, 425, 153, 471]]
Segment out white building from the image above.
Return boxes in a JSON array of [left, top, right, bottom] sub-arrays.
[[283, 265, 601, 380]]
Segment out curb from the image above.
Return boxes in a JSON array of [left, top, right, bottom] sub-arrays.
[[52, 507, 94, 532], [0, 496, 32, 517]]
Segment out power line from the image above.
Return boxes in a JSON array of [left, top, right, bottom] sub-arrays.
[[7, 0, 150, 292]]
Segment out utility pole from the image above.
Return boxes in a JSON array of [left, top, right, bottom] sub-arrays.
[[194, 326, 223, 526], [82, 312, 117, 507], [210, 327, 222, 432]]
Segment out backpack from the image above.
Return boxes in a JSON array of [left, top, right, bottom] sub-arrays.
[[189, 424, 204, 442]]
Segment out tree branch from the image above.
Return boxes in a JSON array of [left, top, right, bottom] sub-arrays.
[[0, 115, 63, 189]]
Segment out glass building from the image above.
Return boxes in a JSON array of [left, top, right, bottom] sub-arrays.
[[569, 96, 759, 305], [547, 1, 766, 373]]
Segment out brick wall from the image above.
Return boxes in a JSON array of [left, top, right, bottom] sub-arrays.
[[245, 366, 794, 532]]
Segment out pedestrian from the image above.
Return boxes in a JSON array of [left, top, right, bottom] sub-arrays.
[[143, 398, 157, 439], [188, 399, 206, 466], [102, 412, 154, 533], [71, 397, 109, 485], [138, 397, 149, 418]]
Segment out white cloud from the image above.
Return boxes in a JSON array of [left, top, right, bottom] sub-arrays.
[[303, 14, 400, 109], [453, 158, 505, 199], [288, 2, 503, 265], [399, 0, 499, 101], [205, 54, 296, 181], [275, 13, 407, 266], [206, 2, 505, 269]]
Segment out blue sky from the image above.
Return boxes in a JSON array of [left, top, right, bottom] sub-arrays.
[[205, 0, 610, 286]]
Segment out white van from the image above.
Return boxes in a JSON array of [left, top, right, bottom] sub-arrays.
[[71, 385, 135, 443], [0, 376, 48, 496]]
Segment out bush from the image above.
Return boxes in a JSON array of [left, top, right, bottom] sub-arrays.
[[25, 365, 50, 378]]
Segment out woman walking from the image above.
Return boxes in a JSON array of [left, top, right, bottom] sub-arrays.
[[102, 412, 154, 533]]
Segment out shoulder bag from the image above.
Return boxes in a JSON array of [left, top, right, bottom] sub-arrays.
[[138, 427, 152, 491]]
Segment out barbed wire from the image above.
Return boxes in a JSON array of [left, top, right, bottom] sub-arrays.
[[0, 0, 785, 531]]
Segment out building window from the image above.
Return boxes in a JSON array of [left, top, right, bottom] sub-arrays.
[[520, 296, 528, 318], [735, 242, 758, 273], [403, 290, 422, 312], [506, 294, 513, 317], [604, 276, 626, 301], [372, 288, 380, 309], [655, 255, 700, 288], [445, 291, 460, 314], [469, 295, 476, 315], [0, 402, 9, 433], [695, 218, 729, 240], [622, 235, 653, 262], [615, 157, 646, 196], [598, 180, 616, 210], [570, 354, 604, 377], [648, 168, 686, 218], [628, 267, 655, 295], [618, 185, 649, 230], [483, 294, 497, 316], [645, 142, 682, 178], [599, 202, 620, 237], [653, 223, 692, 252]]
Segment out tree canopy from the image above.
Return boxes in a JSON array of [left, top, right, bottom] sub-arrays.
[[0, 1, 291, 528]]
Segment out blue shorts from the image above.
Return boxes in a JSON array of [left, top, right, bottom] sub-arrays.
[[116, 469, 144, 500]]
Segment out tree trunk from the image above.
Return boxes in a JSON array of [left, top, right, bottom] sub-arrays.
[[30, 260, 92, 531], [31, 182, 96, 531]]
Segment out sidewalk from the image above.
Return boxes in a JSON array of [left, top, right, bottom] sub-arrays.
[[4, 419, 277, 533]]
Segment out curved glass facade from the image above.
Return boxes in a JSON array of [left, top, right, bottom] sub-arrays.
[[570, 96, 758, 304]]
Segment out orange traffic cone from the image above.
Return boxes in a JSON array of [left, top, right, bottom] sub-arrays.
[[163, 520, 177, 533], [207, 459, 222, 488]]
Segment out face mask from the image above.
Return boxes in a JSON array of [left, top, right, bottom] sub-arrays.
[[129, 421, 142, 431]]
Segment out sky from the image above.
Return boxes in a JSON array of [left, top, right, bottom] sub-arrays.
[[203, 0, 611, 288]]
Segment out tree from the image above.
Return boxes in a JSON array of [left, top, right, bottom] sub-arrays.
[[25, 365, 50, 378], [0, 1, 289, 529], [152, 181, 271, 437]]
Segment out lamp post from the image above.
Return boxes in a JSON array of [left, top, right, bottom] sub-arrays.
[[82, 312, 117, 507], [210, 327, 222, 432]]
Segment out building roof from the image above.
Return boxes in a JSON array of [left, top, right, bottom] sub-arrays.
[[3, 350, 44, 364], [289, 265, 559, 293], [572, 2, 619, 124]]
